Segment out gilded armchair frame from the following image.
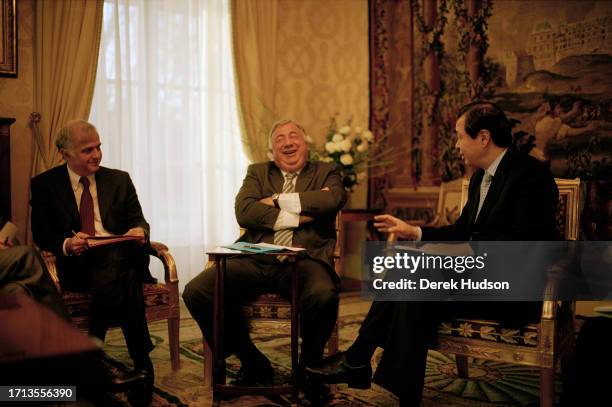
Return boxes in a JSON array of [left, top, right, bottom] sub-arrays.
[[438, 178, 579, 407]]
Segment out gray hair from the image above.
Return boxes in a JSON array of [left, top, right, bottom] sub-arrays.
[[268, 119, 307, 149], [55, 120, 98, 151]]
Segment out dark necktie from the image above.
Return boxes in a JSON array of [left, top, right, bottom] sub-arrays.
[[79, 177, 95, 236]]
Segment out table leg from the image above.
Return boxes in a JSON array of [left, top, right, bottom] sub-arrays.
[[290, 257, 300, 405], [213, 257, 226, 402]]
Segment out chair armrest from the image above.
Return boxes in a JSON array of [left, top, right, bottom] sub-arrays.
[[149, 241, 178, 284], [40, 250, 62, 293]]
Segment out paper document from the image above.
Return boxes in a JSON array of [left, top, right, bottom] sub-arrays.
[[256, 243, 306, 252], [0, 221, 18, 244], [85, 235, 141, 248], [222, 242, 306, 254], [208, 246, 243, 254]]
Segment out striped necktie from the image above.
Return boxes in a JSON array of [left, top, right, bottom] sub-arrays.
[[274, 172, 297, 261], [475, 172, 493, 221], [79, 176, 95, 236]]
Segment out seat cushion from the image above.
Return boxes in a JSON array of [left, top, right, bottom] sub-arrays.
[[242, 294, 292, 319], [438, 318, 539, 347], [62, 283, 171, 326]]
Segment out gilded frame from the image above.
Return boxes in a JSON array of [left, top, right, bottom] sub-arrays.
[[0, 0, 16, 77]]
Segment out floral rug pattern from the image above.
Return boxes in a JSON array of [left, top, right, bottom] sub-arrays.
[[104, 297, 559, 406]]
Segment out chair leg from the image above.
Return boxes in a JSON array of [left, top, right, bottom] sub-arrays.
[[327, 322, 339, 356], [327, 322, 339, 393], [540, 367, 555, 407], [167, 316, 180, 370], [455, 355, 469, 379], [203, 339, 214, 389]]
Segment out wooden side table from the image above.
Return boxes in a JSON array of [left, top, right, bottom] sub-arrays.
[[206, 251, 302, 406]]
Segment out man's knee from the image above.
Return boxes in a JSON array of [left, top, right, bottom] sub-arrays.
[[302, 283, 338, 310], [13, 246, 41, 264], [182, 269, 215, 308]]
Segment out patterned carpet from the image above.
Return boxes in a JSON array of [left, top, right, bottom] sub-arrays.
[[103, 296, 560, 406]]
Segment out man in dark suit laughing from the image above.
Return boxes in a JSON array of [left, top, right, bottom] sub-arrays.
[[183, 119, 346, 403], [30, 120, 154, 406]]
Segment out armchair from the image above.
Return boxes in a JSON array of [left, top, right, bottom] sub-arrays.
[[389, 178, 580, 407], [42, 241, 180, 370]]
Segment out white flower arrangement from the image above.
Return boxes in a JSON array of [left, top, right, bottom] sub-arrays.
[[309, 116, 377, 192]]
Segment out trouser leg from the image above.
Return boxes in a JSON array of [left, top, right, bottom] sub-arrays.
[[0, 246, 70, 320], [183, 256, 271, 358], [86, 244, 153, 362], [276, 258, 339, 367]]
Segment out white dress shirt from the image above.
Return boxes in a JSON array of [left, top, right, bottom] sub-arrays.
[[272, 169, 302, 231], [414, 149, 507, 241], [62, 166, 111, 255]]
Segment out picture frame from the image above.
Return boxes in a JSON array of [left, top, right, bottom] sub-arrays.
[[0, 0, 17, 77]]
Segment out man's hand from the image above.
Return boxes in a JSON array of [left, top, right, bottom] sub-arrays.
[[259, 196, 274, 207], [374, 214, 420, 240], [0, 240, 13, 250], [66, 232, 90, 255], [124, 227, 146, 245], [299, 215, 314, 224]]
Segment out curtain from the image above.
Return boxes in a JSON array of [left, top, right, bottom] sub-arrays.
[[30, 0, 104, 175], [90, 0, 248, 290], [231, 0, 279, 162]]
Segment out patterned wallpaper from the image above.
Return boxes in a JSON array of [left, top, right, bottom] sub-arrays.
[[0, 0, 35, 243], [274, 0, 369, 206]]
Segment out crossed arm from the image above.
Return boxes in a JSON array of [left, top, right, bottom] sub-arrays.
[[235, 164, 347, 232]]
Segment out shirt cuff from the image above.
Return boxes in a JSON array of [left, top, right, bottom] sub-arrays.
[[278, 192, 301, 214], [62, 238, 70, 256], [273, 210, 300, 231], [415, 226, 422, 241]]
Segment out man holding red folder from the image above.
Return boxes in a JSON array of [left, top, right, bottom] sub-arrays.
[[30, 120, 154, 406]]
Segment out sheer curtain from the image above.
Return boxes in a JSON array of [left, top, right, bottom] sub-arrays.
[[90, 0, 248, 290]]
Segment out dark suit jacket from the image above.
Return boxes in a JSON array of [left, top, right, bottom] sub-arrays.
[[234, 161, 347, 275], [30, 164, 150, 274], [371, 152, 559, 399], [422, 150, 559, 241]]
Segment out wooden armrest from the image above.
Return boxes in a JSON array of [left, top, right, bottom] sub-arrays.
[[39, 250, 61, 293], [149, 241, 178, 284]]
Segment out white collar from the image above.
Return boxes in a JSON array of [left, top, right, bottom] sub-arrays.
[[66, 165, 96, 192], [485, 148, 507, 178], [280, 168, 302, 179]]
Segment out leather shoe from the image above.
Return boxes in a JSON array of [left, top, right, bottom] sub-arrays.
[[230, 361, 274, 386], [98, 354, 146, 393], [301, 380, 332, 406], [304, 352, 372, 390], [127, 369, 154, 407]]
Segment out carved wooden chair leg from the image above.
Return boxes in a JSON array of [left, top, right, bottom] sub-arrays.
[[455, 355, 469, 379], [540, 366, 555, 407], [168, 316, 181, 370]]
